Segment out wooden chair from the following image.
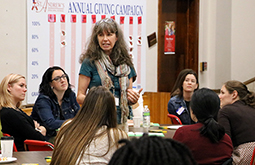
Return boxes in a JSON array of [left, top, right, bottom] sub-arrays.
[[24, 139, 54, 151], [250, 147, 255, 165], [167, 114, 183, 125], [2, 133, 18, 152], [21, 107, 33, 116]]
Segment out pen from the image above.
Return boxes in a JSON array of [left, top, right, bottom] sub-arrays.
[[149, 130, 167, 133], [45, 156, 52, 163], [159, 126, 168, 129]]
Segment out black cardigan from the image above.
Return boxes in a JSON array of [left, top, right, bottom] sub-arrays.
[[0, 107, 45, 151]]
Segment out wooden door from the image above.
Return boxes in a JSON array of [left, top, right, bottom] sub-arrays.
[[158, 0, 199, 92]]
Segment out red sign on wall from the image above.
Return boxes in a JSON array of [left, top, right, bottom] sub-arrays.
[[164, 21, 175, 54]]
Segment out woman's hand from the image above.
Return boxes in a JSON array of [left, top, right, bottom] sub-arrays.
[[34, 120, 40, 128], [38, 126, 47, 136], [34, 120, 47, 136], [127, 88, 143, 105]]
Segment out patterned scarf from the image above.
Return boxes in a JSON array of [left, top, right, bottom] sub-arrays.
[[95, 52, 130, 124]]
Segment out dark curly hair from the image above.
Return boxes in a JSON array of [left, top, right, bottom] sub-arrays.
[[108, 134, 197, 165]]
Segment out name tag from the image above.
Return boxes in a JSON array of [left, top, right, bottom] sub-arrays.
[[176, 107, 185, 115], [115, 96, 119, 106]]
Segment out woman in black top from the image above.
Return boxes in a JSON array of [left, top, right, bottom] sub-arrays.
[[0, 73, 46, 151]]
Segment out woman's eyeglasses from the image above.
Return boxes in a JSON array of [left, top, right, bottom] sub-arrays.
[[96, 18, 114, 26], [52, 74, 67, 82]]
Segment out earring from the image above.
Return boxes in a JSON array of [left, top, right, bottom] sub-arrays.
[[51, 86, 54, 89]]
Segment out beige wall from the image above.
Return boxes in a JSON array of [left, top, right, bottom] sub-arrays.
[[199, 0, 232, 89], [145, 0, 158, 92], [231, 1, 255, 81], [199, 0, 255, 89], [0, 0, 27, 80]]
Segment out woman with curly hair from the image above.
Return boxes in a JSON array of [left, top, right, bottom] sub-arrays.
[[77, 18, 142, 132]]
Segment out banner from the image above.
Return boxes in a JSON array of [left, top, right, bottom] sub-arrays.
[[27, 0, 146, 104]]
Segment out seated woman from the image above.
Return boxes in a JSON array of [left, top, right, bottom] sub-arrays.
[[218, 80, 255, 164], [0, 73, 46, 151], [108, 134, 197, 165], [50, 86, 128, 165], [168, 69, 199, 124], [173, 88, 233, 165], [31, 66, 80, 142]]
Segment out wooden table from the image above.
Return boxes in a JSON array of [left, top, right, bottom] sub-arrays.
[[3, 151, 52, 165], [128, 124, 179, 138], [2, 125, 178, 164]]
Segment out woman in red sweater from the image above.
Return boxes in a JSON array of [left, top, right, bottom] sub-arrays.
[[173, 88, 233, 165]]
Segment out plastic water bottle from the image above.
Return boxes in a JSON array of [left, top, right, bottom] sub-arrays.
[[143, 105, 150, 128]]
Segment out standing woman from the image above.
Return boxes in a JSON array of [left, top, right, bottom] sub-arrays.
[[77, 18, 142, 131], [218, 80, 255, 164], [51, 86, 128, 165], [0, 74, 46, 151], [167, 69, 199, 124], [31, 66, 80, 142]]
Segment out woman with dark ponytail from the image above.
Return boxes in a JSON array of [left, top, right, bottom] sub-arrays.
[[173, 88, 233, 165], [218, 80, 255, 164]]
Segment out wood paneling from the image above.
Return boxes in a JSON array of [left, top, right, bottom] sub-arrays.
[[158, 0, 199, 92], [142, 92, 171, 124]]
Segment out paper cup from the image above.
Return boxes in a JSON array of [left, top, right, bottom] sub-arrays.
[[1, 136, 14, 157], [133, 117, 141, 128]]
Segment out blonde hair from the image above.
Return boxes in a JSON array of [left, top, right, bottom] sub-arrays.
[[0, 73, 25, 109]]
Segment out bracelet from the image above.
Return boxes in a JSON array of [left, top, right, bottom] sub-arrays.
[[35, 128, 42, 133]]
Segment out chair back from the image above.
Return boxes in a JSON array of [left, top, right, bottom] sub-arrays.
[[222, 157, 233, 165], [2, 133, 18, 152], [167, 114, 183, 125], [24, 139, 54, 151], [251, 147, 255, 165]]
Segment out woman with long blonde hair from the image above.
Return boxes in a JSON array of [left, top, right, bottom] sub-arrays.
[[51, 86, 128, 165], [0, 73, 46, 151]]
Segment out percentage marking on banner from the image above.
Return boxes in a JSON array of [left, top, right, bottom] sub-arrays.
[[32, 48, 39, 52], [31, 92, 39, 97], [32, 35, 39, 39], [32, 61, 39, 65], [32, 21, 41, 26], [31, 74, 38, 79]]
